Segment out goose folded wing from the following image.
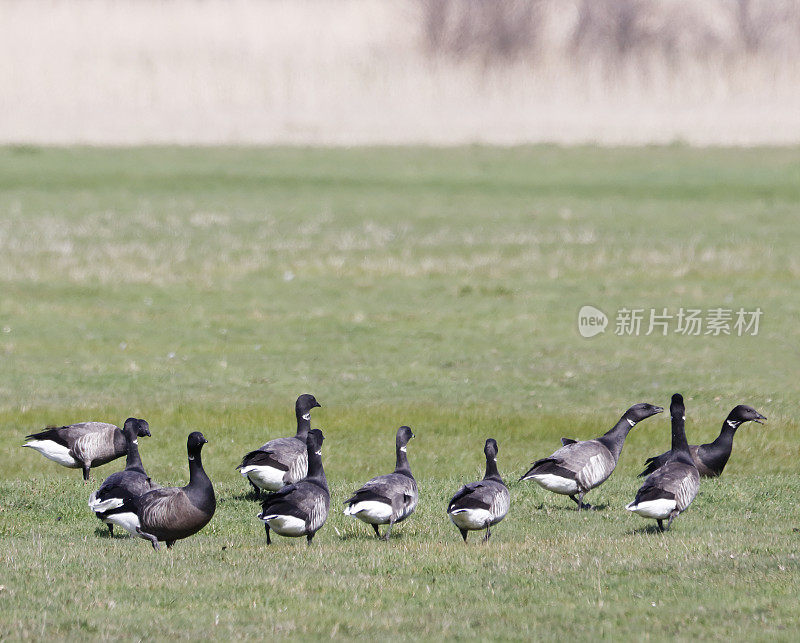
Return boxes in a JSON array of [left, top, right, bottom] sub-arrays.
[[71, 429, 117, 462], [526, 441, 614, 487], [448, 481, 492, 512], [638, 450, 670, 477], [136, 488, 192, 531]]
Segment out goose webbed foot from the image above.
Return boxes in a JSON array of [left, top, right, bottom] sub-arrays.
[[382, 522, 394, 541], [570, 494, 592, 511], [665, 513, 677, 531]]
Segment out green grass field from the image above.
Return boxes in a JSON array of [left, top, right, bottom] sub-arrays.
[[1, 146, 798, 640]]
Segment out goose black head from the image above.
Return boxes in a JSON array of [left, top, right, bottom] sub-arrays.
[[670, 394, 685, 419], [187, 431, 208, 456], [123, 417, 151, 439], [296, 394, 322, 420], [396, 426, 415, 449], [729, 404, 767, 425], [484, 438, 499, 460], [624, 402, 664, 425], [307, 428, 325, 454]]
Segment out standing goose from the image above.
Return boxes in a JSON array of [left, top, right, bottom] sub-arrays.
[[88, 418, 158, 536], [129, 432, 215, 550], [23, 419, 151, 480], [627, 394, 700, 531], [447, 438, 510, 543], [237, 394, 321, 495], [520, 403, 663, 510], [638, 404, 766, 478], [258, 429, 329, 545], [343, 426, 418, 540]]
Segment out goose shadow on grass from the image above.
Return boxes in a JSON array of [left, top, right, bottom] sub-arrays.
[[533, 502, 611, 513], [93, 526, 132, 539], [630, 524, 670, 535]]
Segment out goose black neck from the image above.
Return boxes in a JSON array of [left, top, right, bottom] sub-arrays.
[[484, 453, 501, 481], [395, 442, 411, 476], [306, 447, 327, 489], [124, 436, 145, 473], [295, 411, 311, 441], [597, 416, 634, 462], [671, 413, 691, 455], [714, 412, 741, 442], [187, 449, 211, 489]]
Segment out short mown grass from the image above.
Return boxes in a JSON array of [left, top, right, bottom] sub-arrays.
[[0, 146, 798, 639]]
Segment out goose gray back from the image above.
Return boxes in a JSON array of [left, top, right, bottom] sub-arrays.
[[638, 404, 766, 478], [520, 403, 663, 510], [88, 418, 158, 536], [132, 432, 216, 550], [258, 429, 330, 545], [627, 394, 700, 532], [23, 419, 150, 480], [237, 394, 322, 495], [447, 438, 510, 543], [343, 426, 418, 540]]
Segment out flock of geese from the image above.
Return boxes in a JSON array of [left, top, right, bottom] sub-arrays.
[[21, 393, 766, 549]]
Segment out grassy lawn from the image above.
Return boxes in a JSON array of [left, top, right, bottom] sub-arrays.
[[0, 146, 798, 639]]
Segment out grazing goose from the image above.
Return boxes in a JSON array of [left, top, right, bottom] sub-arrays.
[[237, 394, 321, 495], [23, 419, 151, 480], [343, 426, 418, 540], [447, 438, 510, 543], [258, 429, 329, 545], [627, 394, 699, 531], [520, 403, 663, 510], [128, 432, 215, 550], [88, 418, 158, 536], [638, 404, 766, 478]]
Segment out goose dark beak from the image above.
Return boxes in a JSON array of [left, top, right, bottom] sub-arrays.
[[314, 402, 322, 408], [654, 406, 664, 414], [754, 413, 766, 424]]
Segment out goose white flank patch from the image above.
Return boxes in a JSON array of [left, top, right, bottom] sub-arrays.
[[23, 420, 148, 480], [639, 404, 766, 477], [627, 393, 700, 532], [237, 394, 321, 495], [447, 438, 510, 543], [87, 418, 158, 537], [520, 402, 663, 510], [130, 432, 216, 550], [343, 426, 418, 540], [258, 429, 329, 545]]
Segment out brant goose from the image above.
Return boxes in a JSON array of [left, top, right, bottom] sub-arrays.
[[23, 419, 151, 480], [343, 426, 418, 540], [258, 429, 329, 545], [237, 394, 321, 495], [627, 394, 699, 531], [130, 432, 215, 550], [447, 438, 510, 543], [520, 403, 663, 510], [638, 404, 766, 477], [88, 418, 158, 536]]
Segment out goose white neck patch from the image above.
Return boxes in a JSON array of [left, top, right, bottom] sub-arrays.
[[188, 455, 195, 461], [132, 439, 138, 445], [626, 419, 636, 427], [400, 446, 407, 452], [727, 419, 741, 429], [314, 450, 322, 456], [302, 413, 310, 421]]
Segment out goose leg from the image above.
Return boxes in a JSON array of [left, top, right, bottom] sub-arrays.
[[371, 524, 381, 539], [483, 523, 491, 543], [656, 519, 664, 532], [137, 528, 160, 550], [107, 524, 114, 537], [264, 523, 272, 545], [571, 491, 592, 511], [665, 512, 678, 531], [248, 479, 261, 497], [382, 521, 394, 541], [459, 528, 468, 543], [306, 533, 314, 546], [166, 540, 176, 549], [82, 465, 91, 482]]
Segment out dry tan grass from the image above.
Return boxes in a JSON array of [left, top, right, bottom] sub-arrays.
[[1, 0, 800, 145]]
